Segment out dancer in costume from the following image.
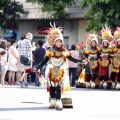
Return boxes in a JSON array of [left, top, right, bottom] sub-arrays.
[[98, 27, 113, 89], [84, 34, 100, 88], [110, 27, 120, 89], [45, 23, 74, 108], [76, 42, 87, 88], [34, 34, 87, 110]]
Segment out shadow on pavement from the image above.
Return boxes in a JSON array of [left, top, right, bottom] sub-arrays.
[[0, 85, 43, 90], [0, 106, 50, 111], [0, 85, 120, 91], [71, 87, 120, 92]]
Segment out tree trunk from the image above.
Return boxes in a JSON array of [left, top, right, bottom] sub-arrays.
[[0, 26, 4, 39], [110, 24, 115, 35]]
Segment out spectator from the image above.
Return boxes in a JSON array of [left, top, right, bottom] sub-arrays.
[[68, 45, 79, 87], [17, 34, 25, 53], [33, 40, 46, 86], [16, 34, 25, 82], [0, 40, 8, 86], [8, 40, 19, 85], [17, 32, 33, 88], [65, 45, 69, 50]]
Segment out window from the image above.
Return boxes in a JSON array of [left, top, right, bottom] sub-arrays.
[[26, 0, 31, 2]]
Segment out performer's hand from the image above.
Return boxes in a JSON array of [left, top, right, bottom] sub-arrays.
[[100, 54, 104, 57], [88, 57, 91, 60], [35, 68, 41, 73], [82, 60, 88, 65], [110, 54, 114, 57]]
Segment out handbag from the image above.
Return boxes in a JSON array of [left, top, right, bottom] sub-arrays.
[[20, 55, 31, 65]]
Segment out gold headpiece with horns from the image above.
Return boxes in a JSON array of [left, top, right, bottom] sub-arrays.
[[114, 27, 120, 42], [101, 26, 113, 43], [86, 33, 98, 47], [47, 22, 63, 47]]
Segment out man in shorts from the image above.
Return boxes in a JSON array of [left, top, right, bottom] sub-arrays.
[[17, 32, 33, 87]]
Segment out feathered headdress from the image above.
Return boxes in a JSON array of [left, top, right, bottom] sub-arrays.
[[114, 27, 120, 42], [47, 22, 63, 47], [86, 33, 98, 47], [76, 41, 87, 50], [101, 26, 113, 43]]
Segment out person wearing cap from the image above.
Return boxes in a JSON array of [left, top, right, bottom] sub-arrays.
[[84, 34, 100, 88], [34, 36, 87, 110], [98, 28, 113, 89]]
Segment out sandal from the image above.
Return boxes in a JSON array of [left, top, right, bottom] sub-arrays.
[[12, 81, 16, 85], [8, 81, 12, 85]]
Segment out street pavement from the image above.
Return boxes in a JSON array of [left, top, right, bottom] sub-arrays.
[[0, 84, 120, 120]]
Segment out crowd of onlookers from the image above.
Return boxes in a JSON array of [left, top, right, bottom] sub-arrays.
[[0, 32, 79, 88], [0, 32, 47, 87]]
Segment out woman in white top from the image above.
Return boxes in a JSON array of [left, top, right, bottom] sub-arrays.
[[8, 40, 19, 85], [0, 40, 8, 86]]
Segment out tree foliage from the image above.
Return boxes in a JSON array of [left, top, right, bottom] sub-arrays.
[[0, 0, 27, 30], [80, 0, 120, 32], [31, 0, 75, 19]]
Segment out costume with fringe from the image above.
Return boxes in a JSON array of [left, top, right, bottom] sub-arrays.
[[98, 47, 111, 79], [36, 47, 82, 108], [76, 43, 87, 88], [98, 27, 113, 83], [110, 27, 120, 87], [85, 46, 100, 81], [110, 46, 120, 89], [36, 23, 83, 109], [83, 34, 100, 88]]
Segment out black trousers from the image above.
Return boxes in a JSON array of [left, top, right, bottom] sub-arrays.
[[100, 73, 109, 82], [50, 86, 61, 100], [86, 74, 97, 82], [111, 72, 120, 82]]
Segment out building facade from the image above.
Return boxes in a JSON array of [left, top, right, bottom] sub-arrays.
[[15, 0, 93, 48]]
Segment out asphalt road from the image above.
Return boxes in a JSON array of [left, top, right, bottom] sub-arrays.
[[0, 85, 120, 120]]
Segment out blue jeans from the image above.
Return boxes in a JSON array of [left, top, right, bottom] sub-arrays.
[[69, 68, 78, 86], [35, 67, 45, 86]]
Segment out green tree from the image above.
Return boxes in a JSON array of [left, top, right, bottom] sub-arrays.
[[0, 0, 27, 38], [80, 0, 120, 32], [31, 0, 75, 19]]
